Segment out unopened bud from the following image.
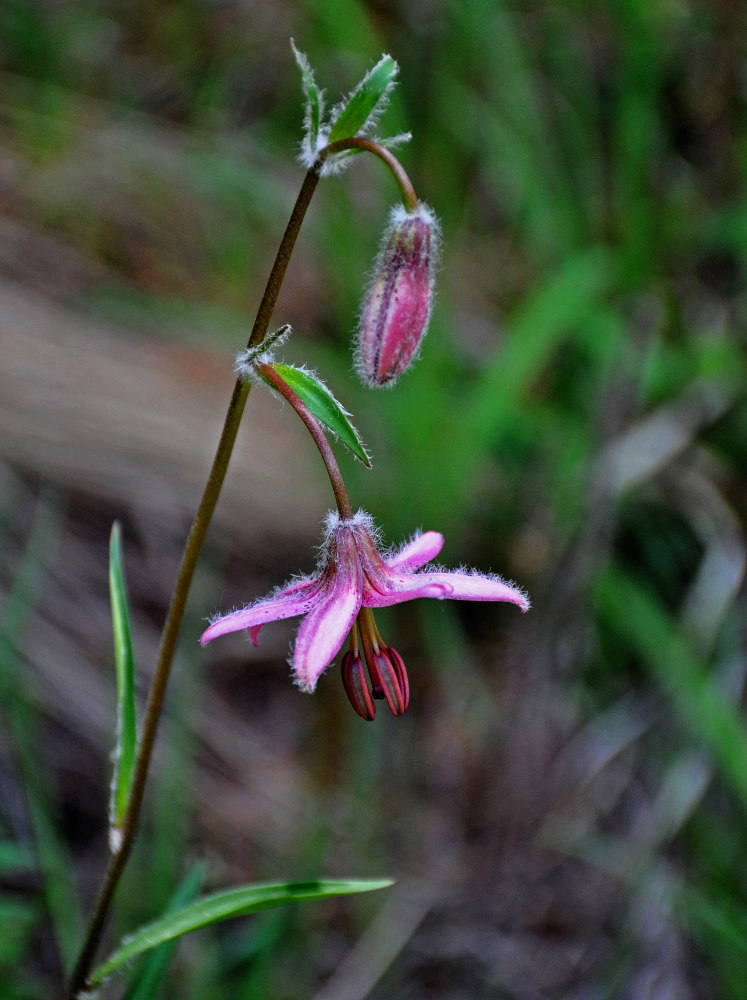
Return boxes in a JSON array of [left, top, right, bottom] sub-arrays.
[[355, 203, 440, 388]]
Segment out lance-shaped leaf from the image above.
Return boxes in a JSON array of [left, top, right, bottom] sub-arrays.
[[328, 54, 398, 143], [90, 878, 393, 985], [122, 864, 204, 1000], [291, 40, 325, 163], [263, 363, 372, 467], [108, 521, 137, 845]]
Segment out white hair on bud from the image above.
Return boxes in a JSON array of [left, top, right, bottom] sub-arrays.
[[352, 200, 442, 388]]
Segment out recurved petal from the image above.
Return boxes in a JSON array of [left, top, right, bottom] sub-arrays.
[[200, 575, 322, 646], [362, 569, 453, 608], [354, 526, 447, 604], [293, 536, 363, 692], [407, 569, 530, 609], [386, 530, 443, 572]]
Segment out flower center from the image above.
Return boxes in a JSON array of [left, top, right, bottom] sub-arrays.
[[340, 608, 409, 721]]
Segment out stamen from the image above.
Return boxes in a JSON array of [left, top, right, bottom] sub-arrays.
[[341, 648, 376, 721], [385, 644, 409, 711], [356, 608, 409, 717], [371, 649, 406, 716]]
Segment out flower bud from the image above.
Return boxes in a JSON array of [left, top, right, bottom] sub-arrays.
[[355, 202, 440, 387]]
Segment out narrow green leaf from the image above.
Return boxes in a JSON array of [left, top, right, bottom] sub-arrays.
[[0, 489, 84, 970], [0, 898, 39, 967], [0, 841, 35, 872], [678, 883, 747, 959], [465, 247, 613, 439], [123, 864, 204, 1000], [597, 567, 747, 812], [291, 40, 323, 151], [265, 363, 372, 467], [328, 54, 397, 142], [91, 879, 393, 985], [108, 521, 138, 837]]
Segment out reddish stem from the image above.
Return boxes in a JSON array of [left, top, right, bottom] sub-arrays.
[[255, 362, 353, 521], [321, 137, 418, 211]]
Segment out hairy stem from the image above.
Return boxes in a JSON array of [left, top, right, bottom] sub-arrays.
[[69, 135, 418, 997], [67, 166, 320, 998]]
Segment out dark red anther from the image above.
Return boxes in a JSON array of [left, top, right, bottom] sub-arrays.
[[345, 610, 410, 720], [384, 645, 409, 712], [341, 650, 376, 721], [361, 642, 409, 717], [373, 650, 406, 716]]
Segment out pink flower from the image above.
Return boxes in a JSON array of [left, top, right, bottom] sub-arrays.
[[355, 203, 440, 388], [200, 511, 528, 720]]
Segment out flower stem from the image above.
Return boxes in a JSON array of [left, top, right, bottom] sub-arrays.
[[69, 133, 417, 998], [255, 362, 354, 520], [322, 137, 418, 211], [67, 165, 321, 999]]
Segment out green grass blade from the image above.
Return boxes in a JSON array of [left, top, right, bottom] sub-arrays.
[[0, 841, 35, 872], [108, 521, 138, 838], [0, 489, 83, 970], [122, 864, 205, 1000], [393, 248, 612, 531], [465, 247, 613, 437], [0, 897, 40, 969], [596, 567, 747, 811], [267, 363, 372, 466], [91, 878, 393, 985], [328, 54, 397, 142]]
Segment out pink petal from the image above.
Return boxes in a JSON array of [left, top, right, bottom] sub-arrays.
[[411, 570, 530, 609], [200, 575, 322, 646], [292, 537, 363, 693], [357, 528, 451, 606], [362, 571, 453, 608], [386, 530, 443, 572]]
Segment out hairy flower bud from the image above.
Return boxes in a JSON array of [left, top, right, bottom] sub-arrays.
[[355, 203, 440, 388]]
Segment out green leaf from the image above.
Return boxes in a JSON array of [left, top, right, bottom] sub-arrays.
[[291, 40, 323, 152], [108, 521, 138, 837], [0, 898, 39, 967], [465, 247, 613, 439], [122, 864, 204, 1000], [0, 489, 83, 969], [0, 841, 35, 872], [328, 54, 397, 143], [90, 879, 393, 985], [266, 363, 372, 467], [597, 567, 747, 812]]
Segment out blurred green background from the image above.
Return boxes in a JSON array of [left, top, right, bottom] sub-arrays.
[[2, 0, 747, 997]]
